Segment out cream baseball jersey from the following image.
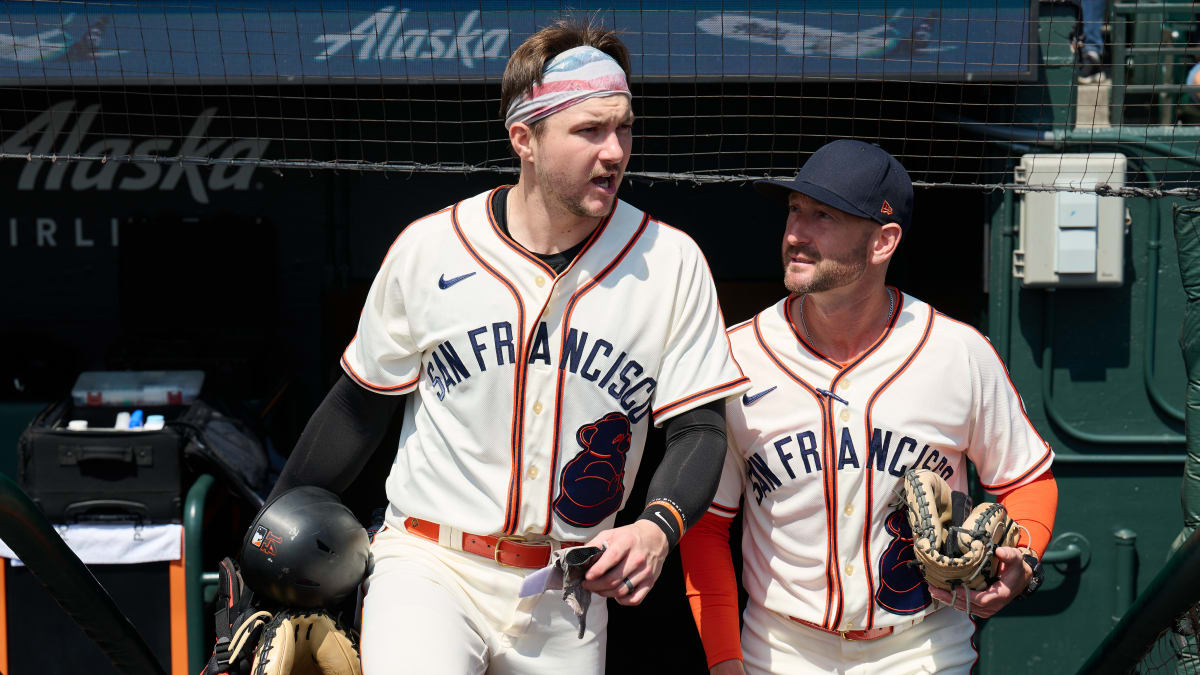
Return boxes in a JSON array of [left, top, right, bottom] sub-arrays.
[[342, 188, 748, 541], [709, 291, 1053, 633]]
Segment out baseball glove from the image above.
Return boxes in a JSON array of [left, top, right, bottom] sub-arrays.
[[902, 469, 1020, 595], [251, 609, 361, 675]]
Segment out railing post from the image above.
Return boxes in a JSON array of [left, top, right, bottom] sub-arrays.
[[1114, 528, 1138, 625], [185, 474, 214, 675]]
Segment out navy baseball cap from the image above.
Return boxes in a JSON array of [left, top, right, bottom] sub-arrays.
[[755, 140, 914, 233]]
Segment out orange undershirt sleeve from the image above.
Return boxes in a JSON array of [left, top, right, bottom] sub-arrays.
[[680, 510, 742, 669], [997, 469, 1058, 556]]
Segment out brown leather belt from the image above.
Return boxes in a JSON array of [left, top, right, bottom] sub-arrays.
[[403, 517, 579, 569], [791, 617, 894, 641]]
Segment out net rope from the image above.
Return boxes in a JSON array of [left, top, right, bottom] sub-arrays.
[[1, 1, 1199, 197]]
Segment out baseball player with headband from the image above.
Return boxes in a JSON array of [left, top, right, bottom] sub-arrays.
[[680, 140, 1059, 674], [264, 18, 749, 675]]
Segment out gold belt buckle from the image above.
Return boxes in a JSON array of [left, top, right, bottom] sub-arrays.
[[493, 534, 527, 566]]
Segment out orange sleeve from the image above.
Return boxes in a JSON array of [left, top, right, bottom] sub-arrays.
[[680, 510, 742, 669], [997, 469, 1058, 556]]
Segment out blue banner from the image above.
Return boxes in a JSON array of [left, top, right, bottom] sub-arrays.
[[0, 1, 1036, 84]]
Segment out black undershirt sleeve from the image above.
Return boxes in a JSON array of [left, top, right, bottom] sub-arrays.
[[636, 400, 728, 548], [268, 373, 403, 500]]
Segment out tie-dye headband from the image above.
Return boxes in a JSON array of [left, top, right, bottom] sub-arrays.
[[504, 45, 631, 130]]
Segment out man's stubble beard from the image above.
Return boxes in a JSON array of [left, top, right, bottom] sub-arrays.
[[536, 161, 619, 219], [783, 229, 873, 295]]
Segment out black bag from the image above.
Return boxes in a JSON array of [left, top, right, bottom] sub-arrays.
[[176, 400, 269, 509], [17, 398, 270, 523], [17, 399, 192, 523]]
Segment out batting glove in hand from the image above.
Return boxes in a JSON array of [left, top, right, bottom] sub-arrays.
[[203, 557, 273, 675]]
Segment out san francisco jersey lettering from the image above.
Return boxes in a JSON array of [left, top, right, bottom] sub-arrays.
[[343, 188, 749, 541], [709, 293, 1053, 632]]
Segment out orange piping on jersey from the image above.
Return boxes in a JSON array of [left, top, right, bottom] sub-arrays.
[[750, 311, 840, 627], [339, 207, 452, 393], [453, 197, 528, 533], [486, 185, 558, 278], [784, 293, 845, 369], [934, 312, 1055, 492], [859, 302, 934, 628], [647, 233, 757, 426], [819, 395, 840, 627], [718, 307, 748, 381], [780, 288, 904, 629], [340, 351, 421, 393], [541, 212, 646, 534], [727, 319, 755, 336], [985, 450, 1053, 492], [485, 194, 618, 533], [652, 377, 751, 421]]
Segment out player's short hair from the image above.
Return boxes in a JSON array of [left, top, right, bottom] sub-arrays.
[[500, 18, 632, 137]]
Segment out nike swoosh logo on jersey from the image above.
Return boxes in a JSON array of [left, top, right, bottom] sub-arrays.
[[438, 271, 476, 289], [742, 386, 777, 406], [653, 511, 675, 533]]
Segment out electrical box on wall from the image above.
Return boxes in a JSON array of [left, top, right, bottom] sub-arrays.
[[1012, 153, 1127, 287]]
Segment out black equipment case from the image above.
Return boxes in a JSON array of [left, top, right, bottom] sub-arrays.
[[16, 400, 194, 523]]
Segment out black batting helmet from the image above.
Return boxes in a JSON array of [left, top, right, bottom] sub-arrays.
[[238, 486, 369, 609]]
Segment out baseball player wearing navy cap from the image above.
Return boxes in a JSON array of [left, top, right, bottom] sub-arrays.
[[680, 139, 1059, 674], [262, 17, 749, 675]]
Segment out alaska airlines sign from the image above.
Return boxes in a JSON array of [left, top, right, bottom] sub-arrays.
[[1, 101, 268, 204], [0, 1, 1034, 83]]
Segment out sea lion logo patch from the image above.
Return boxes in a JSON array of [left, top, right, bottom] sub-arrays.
[[553, 412, 633, 527]]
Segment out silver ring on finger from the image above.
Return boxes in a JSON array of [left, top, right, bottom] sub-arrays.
[[622, 577, 634, 594]]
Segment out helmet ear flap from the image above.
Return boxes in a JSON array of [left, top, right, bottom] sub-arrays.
[[239, 486, 370, 609]]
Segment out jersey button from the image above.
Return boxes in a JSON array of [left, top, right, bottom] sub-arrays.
[[535, 275, 546, 287], [533, 402, 544, 414], [840, 409, 851, 422], [528, 465, 539, 479], [845, 564, 854, 576], [843, 505, 854, 516], [840, 379, 851, 390]]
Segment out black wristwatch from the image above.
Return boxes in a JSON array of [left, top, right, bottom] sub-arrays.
[[1018, 551, 1044, 599]]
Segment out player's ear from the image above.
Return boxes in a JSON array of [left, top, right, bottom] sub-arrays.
[[509, 122, 535, 162], [872, 222, 903, 265]]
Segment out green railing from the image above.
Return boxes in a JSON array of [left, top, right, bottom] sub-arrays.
[[185, 473, 216, 675], [1078, 526, 1200, 673]]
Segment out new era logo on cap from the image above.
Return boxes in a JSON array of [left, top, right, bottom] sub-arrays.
[[881, 200, 894, 216]]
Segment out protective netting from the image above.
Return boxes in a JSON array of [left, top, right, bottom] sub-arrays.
[[1, 0, 1199, 196], [1133, 607, 1200, 674]]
